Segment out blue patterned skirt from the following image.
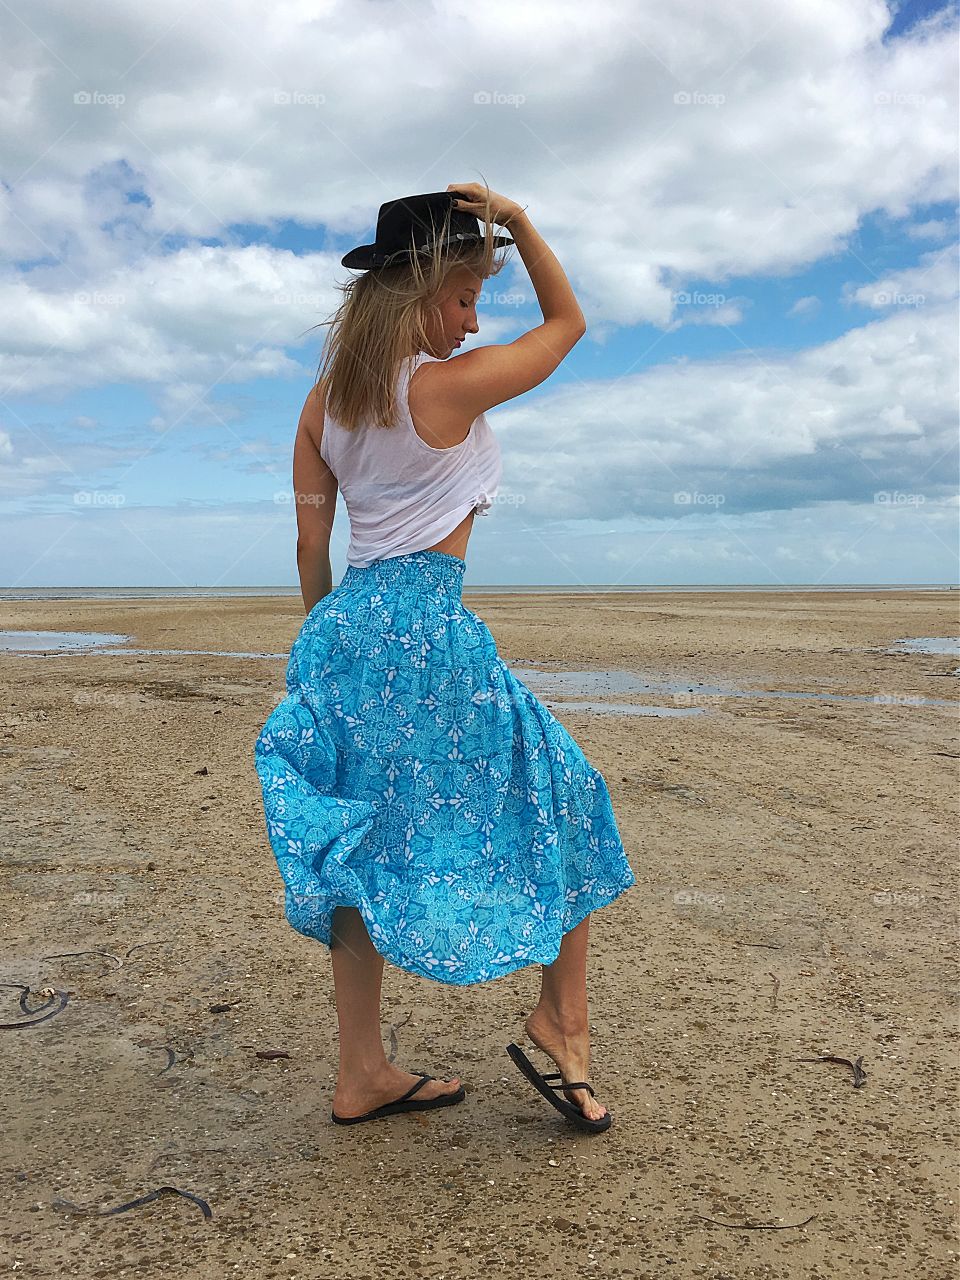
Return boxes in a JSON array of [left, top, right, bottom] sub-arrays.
[[253, 550, 635, 985]]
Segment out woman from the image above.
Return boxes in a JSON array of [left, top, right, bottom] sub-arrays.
[[254, 182, 636, 1133]]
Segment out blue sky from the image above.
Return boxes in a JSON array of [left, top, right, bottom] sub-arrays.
[[1, 0, 957, 588]]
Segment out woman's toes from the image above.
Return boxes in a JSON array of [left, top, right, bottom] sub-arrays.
[[423, 1074, 461, 1099], [565, 1086, 606, 1120]]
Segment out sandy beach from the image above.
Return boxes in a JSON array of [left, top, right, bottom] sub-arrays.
[[1, 587, 957, 1279]]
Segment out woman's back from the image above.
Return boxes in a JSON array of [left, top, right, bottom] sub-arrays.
[[320, 351, 502, 568]]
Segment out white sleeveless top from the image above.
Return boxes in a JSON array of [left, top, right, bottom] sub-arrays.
[[319, 351, 502, 568]]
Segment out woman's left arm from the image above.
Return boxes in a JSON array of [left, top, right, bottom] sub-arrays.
[[292, 382, 338, 614]]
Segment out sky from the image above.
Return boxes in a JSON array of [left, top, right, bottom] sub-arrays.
[[1, 0, 957, 589]]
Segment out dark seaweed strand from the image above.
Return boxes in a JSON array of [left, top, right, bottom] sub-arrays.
[[52, 1186, 212, 1219]]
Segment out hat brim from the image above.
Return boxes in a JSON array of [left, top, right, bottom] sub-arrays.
[[341, 232, 515, 271]]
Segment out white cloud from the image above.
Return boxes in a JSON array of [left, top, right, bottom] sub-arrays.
[[670, 296, 748, 328], [842, 243, 959, 308], [906, 217, 956, 241], [0, 244, 335, 396], [787, 295, 821, 319], [0, 0, 956, 331], [0, 413, 144, 500], [491, 299, 957, 518]]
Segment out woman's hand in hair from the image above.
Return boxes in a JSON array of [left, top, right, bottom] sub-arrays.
[[447, 183, 525, 228]]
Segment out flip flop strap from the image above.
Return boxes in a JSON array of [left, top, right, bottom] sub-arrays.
[[541, 1071, 595, 1097], [398, 1073, 434, 1102]]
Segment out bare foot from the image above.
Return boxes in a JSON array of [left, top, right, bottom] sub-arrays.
[[524, 1007, 608, 1123], [332, 1064, 462, 1120]]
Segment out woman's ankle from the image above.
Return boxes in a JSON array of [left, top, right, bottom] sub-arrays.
[[336, 1054, 393, 1085], [528, 1000, 589, 1037]]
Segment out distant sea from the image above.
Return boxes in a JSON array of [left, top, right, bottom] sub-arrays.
[[1, 584, 956, 601]]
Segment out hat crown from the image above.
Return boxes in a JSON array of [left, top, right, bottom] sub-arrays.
[[341, 190, 513, 271]]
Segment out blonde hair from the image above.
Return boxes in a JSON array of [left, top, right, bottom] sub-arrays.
[[313, 183, 513, 431]]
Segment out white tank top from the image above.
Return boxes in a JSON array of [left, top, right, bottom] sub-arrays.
[[319, 351, 502, 568]]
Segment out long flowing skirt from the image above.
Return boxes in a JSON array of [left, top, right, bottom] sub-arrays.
[[253, 550, 636, 985]]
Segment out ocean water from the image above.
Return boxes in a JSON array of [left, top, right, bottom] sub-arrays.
[[0, 584, 956, 601]]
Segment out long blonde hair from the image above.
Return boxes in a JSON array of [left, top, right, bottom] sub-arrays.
[[314, 184, 513, 431]]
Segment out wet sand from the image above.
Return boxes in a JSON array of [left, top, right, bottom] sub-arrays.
[[1, 589, 957, 1278]]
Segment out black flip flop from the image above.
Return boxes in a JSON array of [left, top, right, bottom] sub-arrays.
[[331, 1073, 466, 1125], [506, 1042, 613, 1133]]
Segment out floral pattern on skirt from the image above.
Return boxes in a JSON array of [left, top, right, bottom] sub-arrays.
[[254, 550, 635, 985]]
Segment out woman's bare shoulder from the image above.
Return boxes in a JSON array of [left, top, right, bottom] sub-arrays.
[[407, 361, 475, 447], [299, 378, 327, 448]]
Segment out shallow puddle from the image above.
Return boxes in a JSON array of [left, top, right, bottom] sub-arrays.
[[511, 666, 955, 710], [0, 630, 131, 652], [888, 636, 960, 656], [98, 647, 287, 660], [0, 633, 283, 659], [539, 698, 705, 718]]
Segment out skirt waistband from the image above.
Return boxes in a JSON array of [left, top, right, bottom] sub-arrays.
[[339, 550, 467, 596]]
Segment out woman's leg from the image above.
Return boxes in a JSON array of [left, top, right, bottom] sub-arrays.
[[538, 913, 591, 1024], [329, 904, 390, 1074], [524, 914, 609, 1121], [328, 905, 462, 1118]]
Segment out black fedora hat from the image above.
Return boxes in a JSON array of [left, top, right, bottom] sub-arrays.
[[341, 190, 514, 271]]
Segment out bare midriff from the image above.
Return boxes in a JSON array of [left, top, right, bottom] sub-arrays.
[[422, 507, 477, 562]]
